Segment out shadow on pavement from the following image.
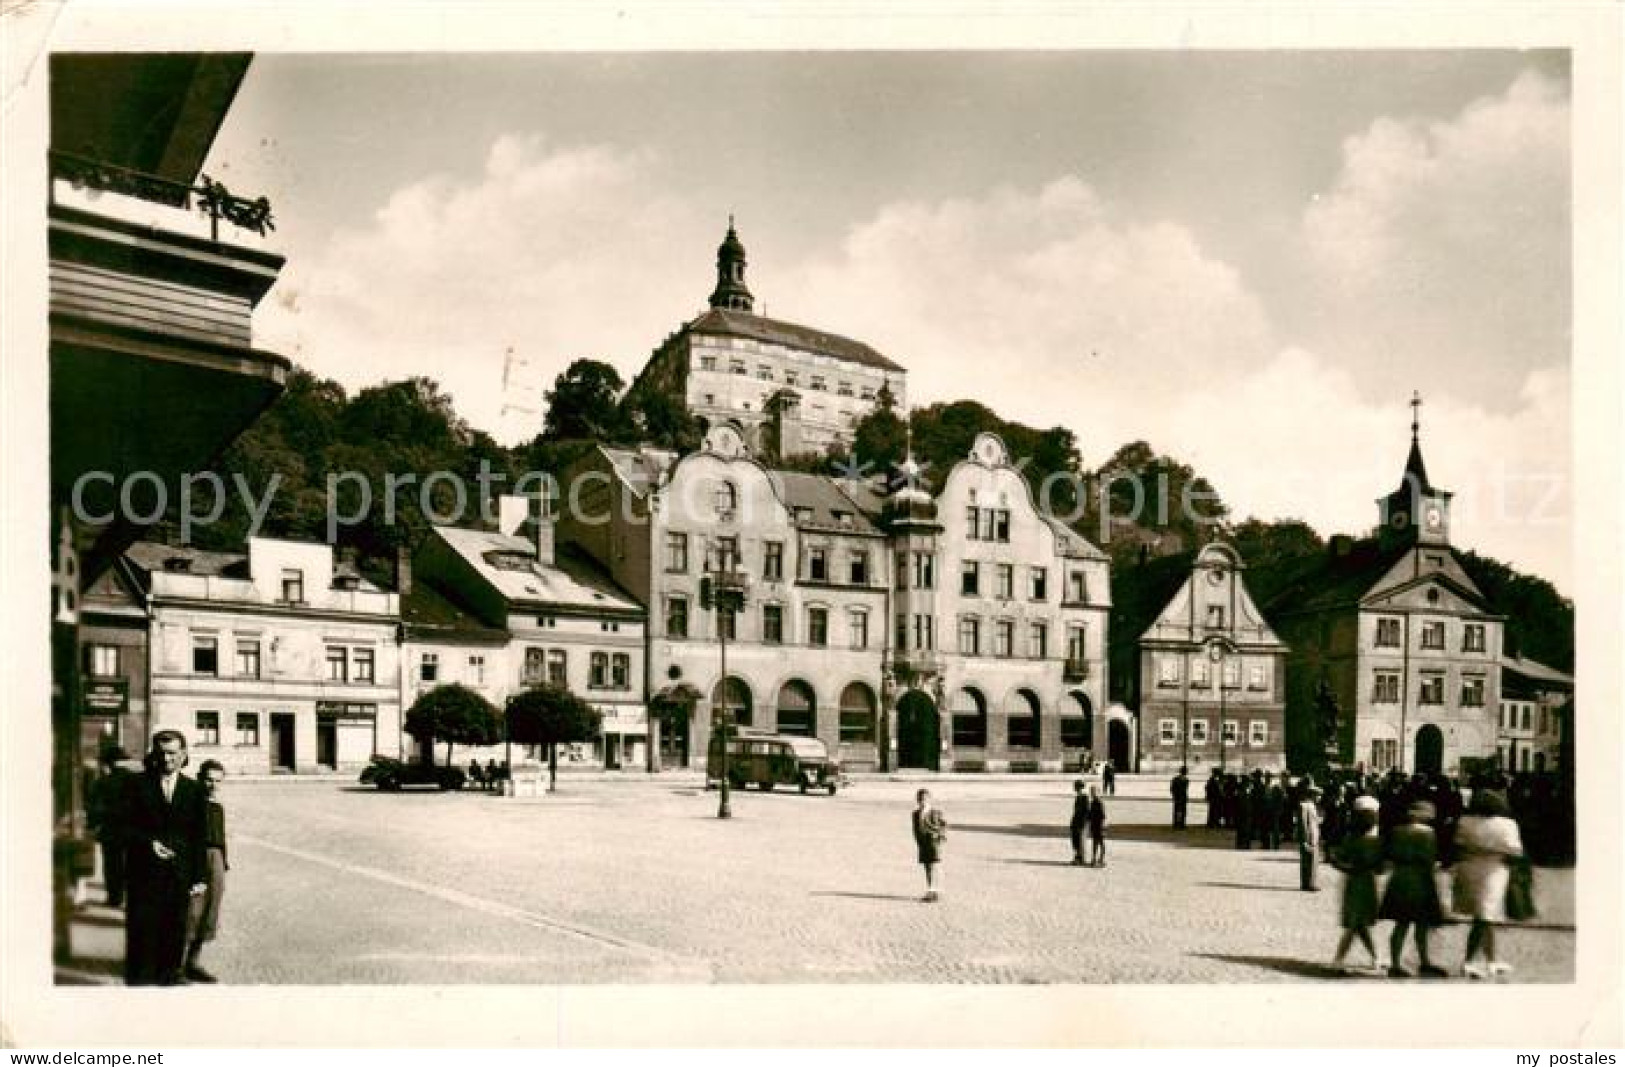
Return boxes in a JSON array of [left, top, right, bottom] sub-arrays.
[[1192, 953, 1343, 979], [1197, 881, 1305, 892], [953, 821, 1247, 852], [1003, 858, 1088, 868], [809, 891, 921, 903]]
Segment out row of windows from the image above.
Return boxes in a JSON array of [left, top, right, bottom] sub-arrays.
[[1157, 719, 1271, 746], [194, 710, 261, 747], [1370, 671, 1486, 706], [960, 561, 1050, 601], [953, 618, 1088, 661], [187, 635, 381, 685], [965, 506, 1012, 543], [1373, 617, 1488, 653], [1156, 657, 1271, 690], [1498, 702, 1557, 734], [666, 598, 870, 649], [667, 534, 871, 586], [697, 356, 879, 400], [420, 651, 488, 687], [947, 712, 1091, 750], [513, 648, 633, 691]]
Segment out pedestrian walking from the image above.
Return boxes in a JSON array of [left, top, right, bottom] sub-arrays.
[[911, 789, 947, 902], [1453, 789, 1525, 979], [1069, 779, 1088, 865], [1102, 759, 1116, 796], [1378, 800, 1448, 978], [1170, 765, 1190, 829], [1330, 795, 1384, 974], [183, 760, 229, 983], [1295, 779, 1323, 891], [1205, 770, 1222, 829], [1087, 786, 1109, 867], [122, 730, 209, 986]]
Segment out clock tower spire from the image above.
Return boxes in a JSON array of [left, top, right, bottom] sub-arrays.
[[1377, 391, 1453, 547], [708, 215, 755, 313]]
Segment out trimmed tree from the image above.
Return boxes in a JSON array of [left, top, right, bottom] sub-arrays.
[[506, 684, 603, 793], [404, 683, 502, 766]]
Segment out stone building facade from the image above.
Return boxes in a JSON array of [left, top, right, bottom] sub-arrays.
[[1257, 407, 1504, 775], [133, 538, 402, 776], [622, 222, 907, 458], [1132, 543, 1288, 773]]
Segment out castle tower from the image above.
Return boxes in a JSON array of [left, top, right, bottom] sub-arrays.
[[707, 216, 755, 313]]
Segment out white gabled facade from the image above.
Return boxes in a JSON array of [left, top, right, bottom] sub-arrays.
[[138, 537, 402, 775]]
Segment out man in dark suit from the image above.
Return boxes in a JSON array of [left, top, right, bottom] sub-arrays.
[[122, 730, 208, 986], [1170, 766, 1190, 829], [1069, 779, 1089, 865]]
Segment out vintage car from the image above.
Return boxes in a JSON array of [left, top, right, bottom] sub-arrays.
[[705, 728, 845, 795], [359, 755, 467, 792]]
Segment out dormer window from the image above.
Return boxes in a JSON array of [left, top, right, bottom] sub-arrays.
[[833, 510, 852, 527], [280, 569, 304, 603]]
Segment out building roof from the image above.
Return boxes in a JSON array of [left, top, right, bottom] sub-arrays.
[[400, 581, 508, 643], [768, 471, 884, 536], [1501, 654, 1574, 691], [434, 526, 644, 617], [686, 307, 905, 373], [601, 445, 676, 499], [1248, 538, 1415, 618], [124, 541, 250, 585]]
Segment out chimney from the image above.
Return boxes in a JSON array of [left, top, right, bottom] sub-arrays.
[[498, 494, 528, 536], [396, 545, 412, 596], [535, 494, 555, 567]]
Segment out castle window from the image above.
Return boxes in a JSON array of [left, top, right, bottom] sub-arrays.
[[785, 371, 799, 387], [836, 381, 854, 397], [860, 386, 876, 401], [756, 364, 773, 380], [700, 356, 717, 371], [729, 359, 747, 375], [810, 375, 827, 391]]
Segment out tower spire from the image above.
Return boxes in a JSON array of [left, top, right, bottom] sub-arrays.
[[1411, 390, 1422, 442], [708, 216, 754, 313]]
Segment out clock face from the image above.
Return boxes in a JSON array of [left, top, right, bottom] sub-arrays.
[[1425, 507, 1442, 529]]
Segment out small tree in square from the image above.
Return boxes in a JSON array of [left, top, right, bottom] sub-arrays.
[[506, 684, 603, 793], [404, 683, 502, 766]]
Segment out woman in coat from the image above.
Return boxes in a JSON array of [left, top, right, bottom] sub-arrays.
[[1453, 788, 1525, 978], [1379, 800, 1448, 978], [1330, 795, 1384, 974]]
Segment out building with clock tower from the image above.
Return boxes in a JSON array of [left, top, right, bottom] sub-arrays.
[[1252, 397, 1504, 776]]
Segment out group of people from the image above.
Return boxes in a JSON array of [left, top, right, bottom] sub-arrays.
[[1194, 767, 1306, 849], [1329, 786, 1528, 979], [85, 731, 230, 986], [466, 758, 509, 792]]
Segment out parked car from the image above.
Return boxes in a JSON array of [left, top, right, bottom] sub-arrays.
[[360, 755, 466, 792], [705, 728, 845, 795]]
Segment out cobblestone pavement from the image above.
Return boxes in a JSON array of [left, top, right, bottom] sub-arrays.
[[181, 776, 1574, 984]]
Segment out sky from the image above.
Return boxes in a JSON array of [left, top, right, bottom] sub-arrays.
[[204, 51, 1573, 591]]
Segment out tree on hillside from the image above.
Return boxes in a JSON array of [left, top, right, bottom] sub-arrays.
[[506, 684, 604, 792], [851, 383, 908, 477], [405, 684, 503, 766], [542, 359, 628, 442], [622, 387, 701, 453], [1230, 518, 1325, 569], [1458, 550, 1574, 671]]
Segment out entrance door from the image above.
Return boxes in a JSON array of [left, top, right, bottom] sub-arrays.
[[316, 718, 337, 770], [897, 690, 939, 771], [1109, 719, 1133, 773], [270, 713, 296, 772], [1414, 724, 1444, 776]]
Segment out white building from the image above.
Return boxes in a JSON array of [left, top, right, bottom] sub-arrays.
[[131, 537, 402, 775]]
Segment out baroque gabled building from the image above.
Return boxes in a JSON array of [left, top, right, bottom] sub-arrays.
[[558, 427, 1112, 773], [1115, 542, 1288, 773], [622, 221, 907, 458], [1254, 401, 1504, 775]]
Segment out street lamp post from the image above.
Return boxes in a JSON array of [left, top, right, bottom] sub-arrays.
[[1207, 638, 1236, 773], [703, 545, 748, 820]]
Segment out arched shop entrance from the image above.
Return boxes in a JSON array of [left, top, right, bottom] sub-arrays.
[[897, 690, 939, 771]]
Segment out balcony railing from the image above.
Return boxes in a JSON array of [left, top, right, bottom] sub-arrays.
[[50, 150, 275, 241]]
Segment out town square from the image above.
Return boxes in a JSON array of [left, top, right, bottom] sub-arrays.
[[4, 5, 1620, 1052]]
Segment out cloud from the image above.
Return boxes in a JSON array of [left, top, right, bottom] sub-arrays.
[[255, 134, 710, 440], [779, 177, 1275, 443], [1295, 70, 1570, 410]]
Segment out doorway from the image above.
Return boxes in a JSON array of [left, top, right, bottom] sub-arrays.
[[896, 690, 939, 771], [1109, 719, 1133, 773], [270, 713, 296, 772], [1414, 723, 1444, 776], [316, 716, 337, 770]]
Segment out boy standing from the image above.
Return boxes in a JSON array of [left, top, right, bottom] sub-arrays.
[[912, 789, 947, 902]]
